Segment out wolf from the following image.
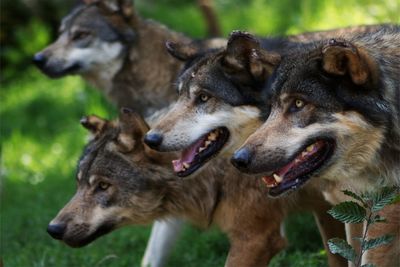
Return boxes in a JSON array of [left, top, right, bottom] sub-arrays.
[[144, 25, 385, 177], [231, 26, 400, 266], [32, 0, 225, 116], [47, 108, 346, 266], [33, 1, 224, 265]]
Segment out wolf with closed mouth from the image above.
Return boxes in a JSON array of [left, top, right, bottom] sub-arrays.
[[47, 108, 346, 266], [33, 1, 225, 266], [33, 0, 225, 115], [231, 25, 400, 267]]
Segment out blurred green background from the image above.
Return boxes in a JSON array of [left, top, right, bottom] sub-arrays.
[[1, 0, 399, 266]]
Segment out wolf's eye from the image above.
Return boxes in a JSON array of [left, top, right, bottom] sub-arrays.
[[289, 99, 306, 113], [198, 94, 210, 103], [72, 31, 90, 41], [97, 182, 110, 191], [295, 99, 305, 108]]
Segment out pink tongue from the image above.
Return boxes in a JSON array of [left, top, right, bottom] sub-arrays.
[[172, 137, 206, 173]]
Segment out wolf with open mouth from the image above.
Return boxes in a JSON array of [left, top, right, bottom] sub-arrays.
[[232, 25, 400, 198], [231, 25, 400, 267], [145, 25, 386, 178]]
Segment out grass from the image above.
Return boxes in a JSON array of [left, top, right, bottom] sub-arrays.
[[1, 0, 398, 266]]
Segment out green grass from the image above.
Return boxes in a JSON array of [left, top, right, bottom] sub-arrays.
[[1, 1, 399, 266]]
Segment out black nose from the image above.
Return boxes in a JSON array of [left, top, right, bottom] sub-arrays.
[[144, 132, 163, 149], [47, 223, 66, 240], [231, 148, 252, 171], [32, 53, 47, 68]]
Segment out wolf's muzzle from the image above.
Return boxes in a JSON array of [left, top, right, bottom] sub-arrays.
[[144, 132, 163, 150], [47, 223, 66, 240], [32, 53, 47, 69], [231, 148, 252, 172]]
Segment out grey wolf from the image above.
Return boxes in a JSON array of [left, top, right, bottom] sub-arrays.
[[47, 109, 346, 266], [145, 25, 384, 177], [33, 0, 225, 116], [33, 1, 224, 265], [231, 25, 400, 266]]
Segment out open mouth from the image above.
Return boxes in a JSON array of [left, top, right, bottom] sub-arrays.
[[172, 127, 230, 177], [262, 139, 335, 197]]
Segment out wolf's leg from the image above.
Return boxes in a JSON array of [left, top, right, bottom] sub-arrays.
[[141, 218, 185, 267], [313, 204, 348, 267], [225, 220, 286, 267], [362, 203, 400, 267], [345, 223, 364, 267]]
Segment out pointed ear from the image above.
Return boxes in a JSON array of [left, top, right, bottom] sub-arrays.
[[322, 39, 377, 86], [117, 108, 149, 152], [99, 0, 135, 18], [221, 31, 280, 83], [165, 41, 202, 61], [80, 115, 107, 137]]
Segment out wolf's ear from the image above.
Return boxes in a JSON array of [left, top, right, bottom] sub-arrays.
[[94, 0, 135, 18], [322, 39, 377, 86], [117, 108, 149, 152], [80, 115, 107, 137], [221, 31, 280, 84], [165, 41, 202, 61]]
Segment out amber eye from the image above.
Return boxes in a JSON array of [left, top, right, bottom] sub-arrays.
[[199, 94, 210, 103], [98, 182, 110, 191], [295, 99, 305, 108], [289, 99, 306, 113]]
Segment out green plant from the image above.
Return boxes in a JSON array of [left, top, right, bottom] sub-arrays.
[[327, 187, 399, 267]]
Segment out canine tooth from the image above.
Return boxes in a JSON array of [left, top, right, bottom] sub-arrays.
[[199, 147, 206, 152], [183, 163, 190, 169], [301, 151, 308, 157], [208, 132, 217, 141], [205, 141, 211, 147], [306, 144, 314, 152], [273, 174, 283, 183], [295, 158, 301, 163]]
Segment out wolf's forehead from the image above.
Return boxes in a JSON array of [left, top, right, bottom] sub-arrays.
[[60, 5, 87, 32]]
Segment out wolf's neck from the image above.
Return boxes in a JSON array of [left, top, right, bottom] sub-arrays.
[[108, 19, 191, 116], [82, 58, 124, 95], [161, 172, 220, 227]]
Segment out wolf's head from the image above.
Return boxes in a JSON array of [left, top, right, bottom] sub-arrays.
[[47, 108, 172, 247], [145, 31, 280, 177], [33, 0, 136, 78], [232, 37, 393, 197]]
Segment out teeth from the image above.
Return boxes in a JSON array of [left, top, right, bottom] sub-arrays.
[[295, 158, 301, 163], [208, 132, 217, 141], [183, 162, 190, 169], [302, 151, 308, 157], [273, 173, 283, 183], [205, 140, 211, 147], [306, 144, 314, 152], [198, 147, 206, 152]]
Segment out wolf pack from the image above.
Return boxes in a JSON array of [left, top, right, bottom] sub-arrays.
[[33, 0, 400, 266]]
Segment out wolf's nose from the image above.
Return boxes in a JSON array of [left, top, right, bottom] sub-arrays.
[[144, 132, 163, 149], [47, 223, 66, 240], [231, 148, 252, 171], [32, 53, 47, 68]]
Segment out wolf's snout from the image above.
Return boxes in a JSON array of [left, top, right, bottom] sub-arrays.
[[47, 223, 66, 240], [32, 53, 47, 68], [144, 132, 163, 149], [231, 148, 252, 171]]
